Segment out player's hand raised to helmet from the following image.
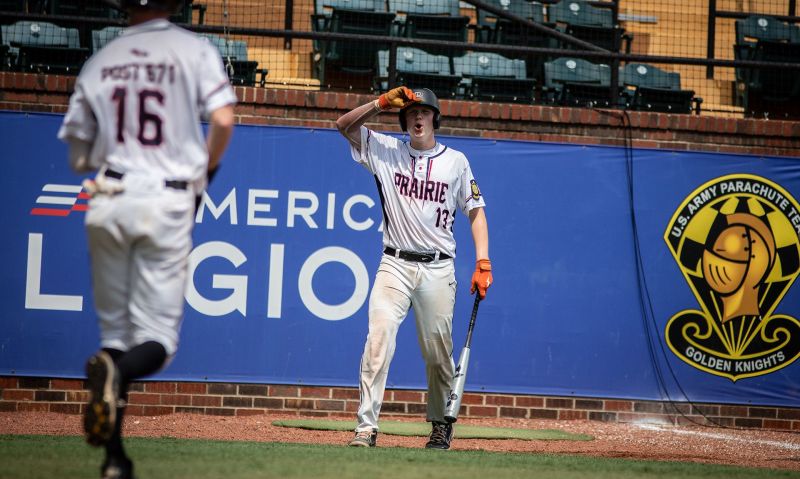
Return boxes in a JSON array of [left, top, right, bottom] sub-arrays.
[[471, 259, 493, 299], [378, 86, 419, 110]]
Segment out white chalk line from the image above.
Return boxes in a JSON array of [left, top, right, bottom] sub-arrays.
[[635, 423, 800, 451]]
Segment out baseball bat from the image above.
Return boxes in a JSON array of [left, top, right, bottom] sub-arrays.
[[444, 293, 481, 423]]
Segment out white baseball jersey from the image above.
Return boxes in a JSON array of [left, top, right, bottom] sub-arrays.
[[58, 18, 236, 188], [352, 126, 486, 258]]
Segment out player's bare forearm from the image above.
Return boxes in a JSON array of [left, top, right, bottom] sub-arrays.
[[207, 105, 235, 171], [336, 100, 381, 152], [469, 207, 489, 261]]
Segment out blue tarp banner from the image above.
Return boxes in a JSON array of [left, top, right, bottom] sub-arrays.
[[1, 111, 799, 407]]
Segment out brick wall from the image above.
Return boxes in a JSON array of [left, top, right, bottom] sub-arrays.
[[2, 71, 800, 157], [2, 72, 800, 431], [1, 376, 799, 431]]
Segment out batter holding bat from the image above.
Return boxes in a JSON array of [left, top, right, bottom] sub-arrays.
[[336, 86, 493, 450]]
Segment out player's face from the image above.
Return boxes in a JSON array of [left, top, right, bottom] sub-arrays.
[[404, 106, 436, 147]]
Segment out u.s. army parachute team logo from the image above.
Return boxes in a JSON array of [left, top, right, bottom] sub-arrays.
[[664, 174, 800, 381]]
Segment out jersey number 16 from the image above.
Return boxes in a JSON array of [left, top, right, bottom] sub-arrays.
[[112, 86, 164, 146]]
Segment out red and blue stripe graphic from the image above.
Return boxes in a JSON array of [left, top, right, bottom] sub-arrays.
[[30, 184, 89, 217]]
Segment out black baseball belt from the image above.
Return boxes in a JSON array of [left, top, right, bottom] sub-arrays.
[[104, 168, 189, 191], [384, 247, 452, 263]]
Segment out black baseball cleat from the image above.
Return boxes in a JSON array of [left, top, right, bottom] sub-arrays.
[[84, 351, 120, 447], [425, 421, 454, 450], [348, 428, 378, 447], [101, 456, 134, 479]]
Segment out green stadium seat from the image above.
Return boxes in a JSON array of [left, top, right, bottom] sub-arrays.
[[1, 20, 88, 74], [91, 26, 124, 52], [620, 63, 702, 114], [543, 56, 613, 107], [548, 0, 631, 53], [453, 51, 535, 103], [201, 33, 268, 87]]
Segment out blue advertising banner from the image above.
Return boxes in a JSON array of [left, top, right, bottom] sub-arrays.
[[1, 111, 798, 407]]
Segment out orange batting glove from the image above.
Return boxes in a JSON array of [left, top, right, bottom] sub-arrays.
[[378, 86, 419, 110], [471, 259, 493, 299]]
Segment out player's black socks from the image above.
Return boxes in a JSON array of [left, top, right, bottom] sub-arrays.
[[102, 347, 125, 363], [116, 341, 168, 385], [105, 401, 127, 460]]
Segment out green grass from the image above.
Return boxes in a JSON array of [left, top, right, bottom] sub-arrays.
[[272, 418, 593, 441], [0, 435, 795, 479]]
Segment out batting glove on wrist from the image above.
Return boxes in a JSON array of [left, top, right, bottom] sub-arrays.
[[378, 86, 419, 110], [471, 259, 493, 299]]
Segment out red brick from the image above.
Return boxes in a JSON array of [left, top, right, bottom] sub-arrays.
[[546, 398, 573, 409], [2, 390, 34, 401], [515, 396, 543, 408], [529, 408, 558, 419], [460, 393, 484, 405], [161, 394, 192, 406], [50, 403, 81, 414], [777, 409, 800, 420], [285, 399, 315, 409], [145, 382, 176, 394], [331, 388, 359, 400], [605, 400, 633, 411], [392, 390, 423, 402], [300, 387, 331, 398], [315, 400, 345, 411], [141, 406, 174, 416], [558, 410, 588, 420], [236, 409, 265, 416], [66, 391, 88, 403], [51, 379, 84, 390], [177, 383, 207, 394], [762, 419, 792, 430], [485, 395, 514, 406], [0, 377, 18, 388], [128, 393, 161, 405], [468, 406, 498, 417], [17, 402, 47, 412], [192, 395, 222, 407], [269, 385, 299, 397], [499, 407, 527, 418]]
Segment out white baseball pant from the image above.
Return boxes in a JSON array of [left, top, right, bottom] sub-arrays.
[[355, 254, 456, 432], [84, 172, 195, 356]]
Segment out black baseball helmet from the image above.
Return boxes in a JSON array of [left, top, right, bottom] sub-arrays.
[[399, 88, 441, 131], [103, 0, 183, 13]]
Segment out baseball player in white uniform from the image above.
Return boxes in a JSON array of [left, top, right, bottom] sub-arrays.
[[57, 0, 236, 477], [336, 86, 493, 450]]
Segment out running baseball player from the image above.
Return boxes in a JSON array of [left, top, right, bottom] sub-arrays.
[[57, 0, 236, 477], [336, 86, 493, 450]]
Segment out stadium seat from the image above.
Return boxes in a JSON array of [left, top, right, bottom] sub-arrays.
[[91, 26, 124, 52], [377, 46, 461, 98], [453, 51, 535, 103], [620, 63, 702, 114], [314, 6, 395, 89], [202, 33, 269, 87], [733, 15, 800, 108], [543, 56, 613, 107], [1, 21, 88, 74], [548, 0, 632, 53], [741, 40, 800, 119], [476, 0, 555, 81], [389, 0, 470, 56]]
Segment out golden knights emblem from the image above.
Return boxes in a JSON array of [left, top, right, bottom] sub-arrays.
[[664, 174, 800, 381]]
